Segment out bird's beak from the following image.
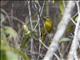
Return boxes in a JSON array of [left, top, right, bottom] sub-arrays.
[[42, 17, 46, 21]]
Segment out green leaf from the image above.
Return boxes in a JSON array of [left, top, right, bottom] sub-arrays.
[[60, 1, 64, 15], [0, 40, 9, 51], [4, 26, 18, 38], [59, 38, 71, 43], [0, 50, 7, 60], [20, 31, 31, 49], [0, 29, 7, 41], [0, 40, 30, 60], [6, 51, 18, 60]]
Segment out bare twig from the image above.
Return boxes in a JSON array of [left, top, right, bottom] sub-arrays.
[[71, 18, 76, 25], [53, 53, 60, 60], [71, 12, 78, 25], [9, 16, 24, 25], [1, 9, 11, 23], [34, 1, 48, 60], [28, 1, 35, 60]]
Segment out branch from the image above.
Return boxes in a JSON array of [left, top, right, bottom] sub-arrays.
[[43, 1, 76, 60], [67, 1, 80, 60], [28, 1, 35, 60]]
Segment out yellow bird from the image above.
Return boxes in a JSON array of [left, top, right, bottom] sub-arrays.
[[43, 17, 53, 33], [41, 17, 53, 44]]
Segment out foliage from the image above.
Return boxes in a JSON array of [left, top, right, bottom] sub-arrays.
[[1, 0, 79, 60], [0, 25, 30, 60]]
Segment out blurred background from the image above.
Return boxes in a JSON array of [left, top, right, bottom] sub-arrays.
[[0, 0, 80, 60]]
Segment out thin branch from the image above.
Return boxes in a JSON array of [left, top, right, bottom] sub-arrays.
[[39, 40, 48, 49], [70, 18, 76, 25], [1, 8, 24, 25], [70, 12, 78, 25], [53, 53, 60, 60], [28, 1, 35, 60], [10, 16, 24, 25], [35, 1, 47, 59], [68, 1, 80, 60], [1, 8, 11, 23]]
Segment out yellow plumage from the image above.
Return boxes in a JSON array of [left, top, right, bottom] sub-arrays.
[[41, 17, 53, 43], [44, 17, 53, 33]]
